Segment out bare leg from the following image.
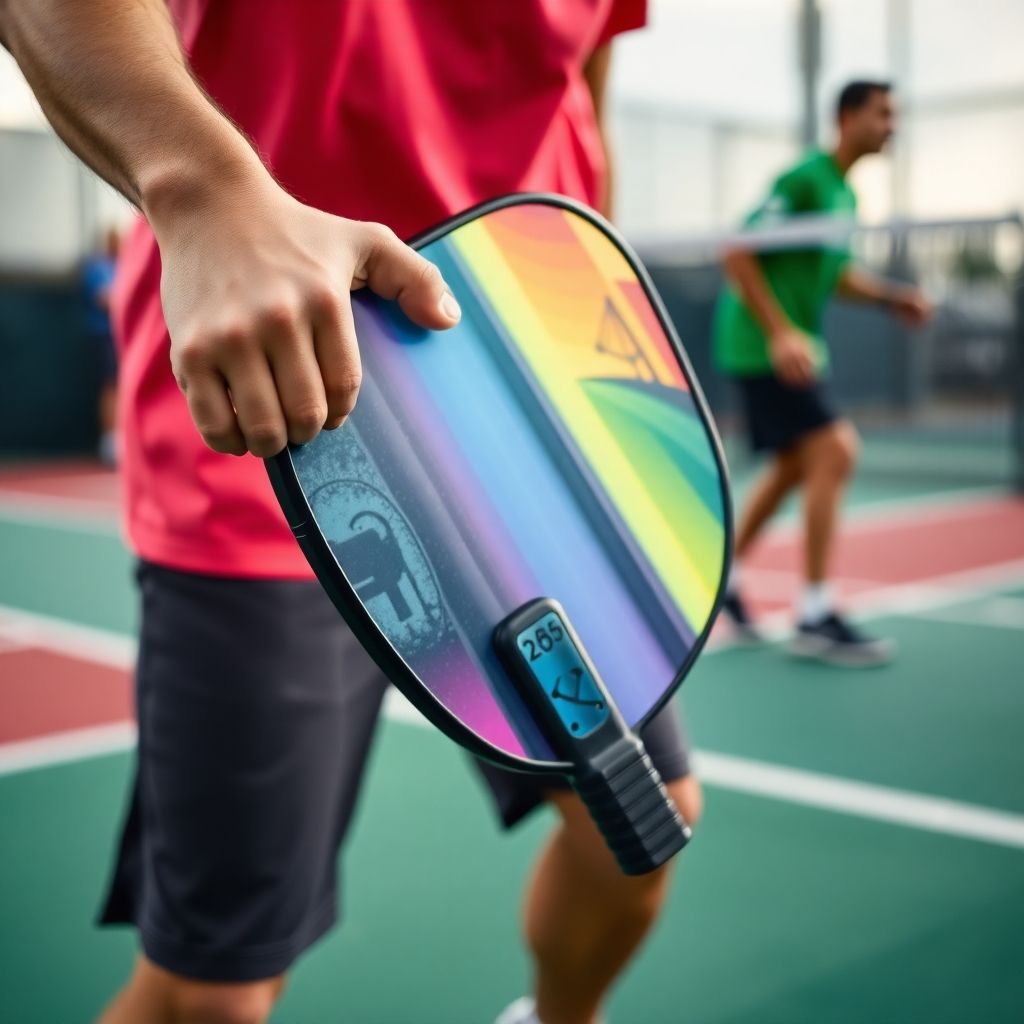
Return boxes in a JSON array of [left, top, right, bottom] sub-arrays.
[[797, 421, 859, 584], [98, 955, 285, 1024], [97, 380, 118, 464], [734, 449, 803, 562], [526, 776, 702, 1024], [99, 381, 118, 434]]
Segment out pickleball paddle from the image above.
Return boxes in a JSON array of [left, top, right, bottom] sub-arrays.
[[267, 195, 732, 874]]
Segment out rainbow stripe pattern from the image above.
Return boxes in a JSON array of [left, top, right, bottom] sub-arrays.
[[292, 200, 728, 762]]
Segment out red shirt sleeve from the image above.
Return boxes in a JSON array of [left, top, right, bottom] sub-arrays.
[[594, 0, 648, 49]]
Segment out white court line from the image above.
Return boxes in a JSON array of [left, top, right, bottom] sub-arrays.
[[0, 480, 1007, 541], [0, 606, 135, 668], [0, 470, 120, 499], [739, 566, 880, 599], [2, 557, 1024, 847], [732, 557, 1024, 643], [0, 494, 121, 536], [2, 688, 1022, 852], [692, 751, 1024, 850], [0, 722, 137, 776], [5, 699, 1020, 851], [907, 595, 1024, 631], [2, 557, 1023, 670]]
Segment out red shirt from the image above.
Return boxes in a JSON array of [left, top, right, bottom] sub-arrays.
[[113, 0, 646, 577]]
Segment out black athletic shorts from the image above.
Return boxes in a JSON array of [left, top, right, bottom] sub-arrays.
[[99, 562, 691, 982], [734, 373, 839, 452]]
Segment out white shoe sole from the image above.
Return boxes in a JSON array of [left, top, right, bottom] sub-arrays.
[[787, 633, 897, 668]]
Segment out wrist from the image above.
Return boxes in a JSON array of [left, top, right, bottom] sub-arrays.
[[878, 283, 912, 310], [140, 140, 275, 241]]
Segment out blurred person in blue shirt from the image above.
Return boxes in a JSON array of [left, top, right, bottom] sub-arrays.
[[80, 226, 120, 465]]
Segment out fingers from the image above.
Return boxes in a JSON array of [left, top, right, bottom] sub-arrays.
[[175, 292, 344, 456], [177, 368, 246, 456], [309, 287, 362, 429], [169, 214, 459, 457], [355, 223, 461, 330], [792, 357, 815, 387], [175, 315, 291, 457], [777, 348, 815, 387], [780, 363, 803, 387], [220, 345, 289, 457], [260, 305, 329, 445]]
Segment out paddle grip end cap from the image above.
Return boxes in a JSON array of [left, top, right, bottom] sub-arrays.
[[573, 736, 691, 875]]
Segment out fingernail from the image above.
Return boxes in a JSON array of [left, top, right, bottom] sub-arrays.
[[439, 289, 461, 322]]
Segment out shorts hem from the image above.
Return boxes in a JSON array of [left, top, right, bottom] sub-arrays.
[[485, 760, 694, 831], [751, 415, 837, 453], [117, 900, 338, 983], [652, 754, 693, 785], [732, 373, 839, 453]]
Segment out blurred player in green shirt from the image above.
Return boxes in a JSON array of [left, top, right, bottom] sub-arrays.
[[715, 81, 931, 665]]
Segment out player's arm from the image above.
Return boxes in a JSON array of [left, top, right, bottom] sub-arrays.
[[584, 42, 615, 220], [0, 0, 460, 457], [836, 266, 932, 327], [721, 249, 816, 386]]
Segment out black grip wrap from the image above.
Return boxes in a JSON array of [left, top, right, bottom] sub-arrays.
[[571, 735, 691, 875]]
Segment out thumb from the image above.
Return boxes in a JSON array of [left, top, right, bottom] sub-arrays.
[[355, 223, 461, 330]]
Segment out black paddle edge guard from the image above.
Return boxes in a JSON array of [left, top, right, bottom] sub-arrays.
[[266, 192, 734, 775]]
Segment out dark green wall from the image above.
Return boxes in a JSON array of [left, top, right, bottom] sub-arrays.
[[0, 276, 102, 455]]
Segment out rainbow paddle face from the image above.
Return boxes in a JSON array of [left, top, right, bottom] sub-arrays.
[[269, 196, 731, 772]]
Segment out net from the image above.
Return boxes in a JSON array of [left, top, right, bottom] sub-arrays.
[[637, 213, 1024, 490]]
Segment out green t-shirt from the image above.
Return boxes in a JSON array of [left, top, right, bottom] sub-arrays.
[[713, 149, 856, 377]]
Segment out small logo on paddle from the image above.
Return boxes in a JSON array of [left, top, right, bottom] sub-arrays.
[[309, 479, 447, 653]]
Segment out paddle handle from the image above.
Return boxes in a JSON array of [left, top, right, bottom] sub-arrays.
[[572, 734, 690, 875], [494, 597, 691, 874]]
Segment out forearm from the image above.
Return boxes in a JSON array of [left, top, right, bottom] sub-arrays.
[[836, 267, 907, 309], [2, 0, 461, 462], [722, 250, 791, 336], [0, 0, 269, 222]]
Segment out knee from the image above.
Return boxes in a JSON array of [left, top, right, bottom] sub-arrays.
[[810, 423, 860, 481], [546, 794, 677, 920], [836, 424, 861, 477], [170, 978, 280, 1024], [774, 450, 805, 489]]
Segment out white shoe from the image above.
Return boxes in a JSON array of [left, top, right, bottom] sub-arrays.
[[494, 997, 540, 1024], [494, 996, 607, 1024]]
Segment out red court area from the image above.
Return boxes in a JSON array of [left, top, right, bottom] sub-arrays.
[[2, 462, 1023, 752], [0, 460, 121, 518], [742, 495, 1024, 619], [0, 650, 132, 743]]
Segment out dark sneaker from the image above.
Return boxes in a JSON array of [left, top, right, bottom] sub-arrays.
[[788, 612, 896, 667], [721, 591, 766, 645]]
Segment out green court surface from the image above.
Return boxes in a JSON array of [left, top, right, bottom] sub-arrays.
[[1, 470, 1022, 1023]]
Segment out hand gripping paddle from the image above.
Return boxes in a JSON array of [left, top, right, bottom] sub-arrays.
[[267, 195, 732, 874]]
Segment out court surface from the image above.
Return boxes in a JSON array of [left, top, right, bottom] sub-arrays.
[[1, 460, 1022, 1023]]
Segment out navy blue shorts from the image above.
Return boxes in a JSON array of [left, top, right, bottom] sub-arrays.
[[99, 562, 691, 981], [734, 373, 839, 452]]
